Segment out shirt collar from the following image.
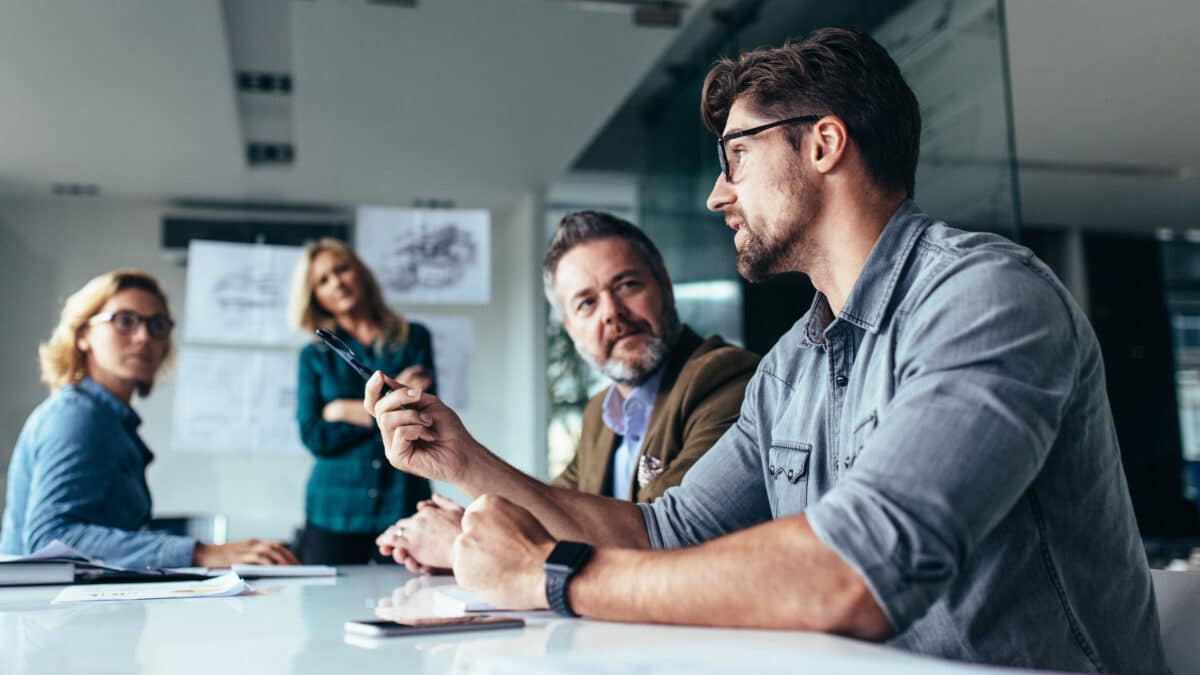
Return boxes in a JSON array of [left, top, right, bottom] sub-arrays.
[[601, 366, 666, 437], [77, 376, 142, 430], [802, 200, 931, 340]]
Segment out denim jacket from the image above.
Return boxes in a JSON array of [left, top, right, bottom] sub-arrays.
[[642, 202, 1167, 672], [0, 377, 195, 568]]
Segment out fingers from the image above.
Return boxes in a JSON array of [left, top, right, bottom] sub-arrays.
[[376, 408, 433, 436], [430, 493, 463, 513], [363, 371, 405, 417], [387, 426, 437, 460], [261, 542, 298, 565]]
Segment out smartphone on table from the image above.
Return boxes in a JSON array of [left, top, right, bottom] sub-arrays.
[[344, 615, 525, 638]]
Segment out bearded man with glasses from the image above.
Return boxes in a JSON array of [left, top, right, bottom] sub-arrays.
[[366, 27, 1166, 672]]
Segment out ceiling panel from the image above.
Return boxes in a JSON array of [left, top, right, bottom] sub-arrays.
[[1006, 0, 1200, 229], [0, 1, 242, 201]]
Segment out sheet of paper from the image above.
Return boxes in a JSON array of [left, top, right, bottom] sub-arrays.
[[231, 564, 335, 578], [0, 539, 92, 563], [432, 587, 497, 614], [407, 314, 471, 411], [356, 207, 491, 305], [51, 572, 250, 604], [183, 240, 307, 347], [169, 346, 305, 455]]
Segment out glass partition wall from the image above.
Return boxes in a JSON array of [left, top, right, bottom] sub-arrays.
[[545, 0, 1022, 477]]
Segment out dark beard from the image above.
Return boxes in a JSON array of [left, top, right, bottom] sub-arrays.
[[734, 161, 822, 282], [736, 230, 787, 283]]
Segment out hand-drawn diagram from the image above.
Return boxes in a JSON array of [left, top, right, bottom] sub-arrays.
[[408, 314, 472, 412], [170, 346, 305, 455], [184, 241, 307, 346], [356, 208, 490, 305], [212, 270, 286, 311]]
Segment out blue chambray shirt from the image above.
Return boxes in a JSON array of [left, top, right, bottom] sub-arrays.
[[641, 202, 1168, 672], [0, 377, 195, 568], [601, 367, 665, 500]]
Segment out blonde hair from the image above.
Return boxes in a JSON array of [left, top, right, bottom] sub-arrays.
[[39, 268, 175, 396], [288, 238, 409, 350]]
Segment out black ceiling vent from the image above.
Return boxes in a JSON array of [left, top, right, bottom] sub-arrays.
[[161, 204, 350, 263]]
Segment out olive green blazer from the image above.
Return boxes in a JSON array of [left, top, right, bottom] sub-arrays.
[[552, 326, 759, 503]]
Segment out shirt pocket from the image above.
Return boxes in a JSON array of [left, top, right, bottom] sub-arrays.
[[766, 441, 812, 516], [842, 410, 878, 473]]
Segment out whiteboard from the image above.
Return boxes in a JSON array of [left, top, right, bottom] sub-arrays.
[[170, 346, 305, 456], [183, 240, 307, 347], [409, 314, 472, 412], [355, 207, 490, 305]]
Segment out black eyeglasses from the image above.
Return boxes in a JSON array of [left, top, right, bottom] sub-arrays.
[[717, 114, 823, 182], [90, 310, 175, 340]]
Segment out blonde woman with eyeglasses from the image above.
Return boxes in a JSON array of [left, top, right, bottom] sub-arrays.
[[0, 269, 298, 568]]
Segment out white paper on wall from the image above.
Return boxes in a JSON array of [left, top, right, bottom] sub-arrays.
[[183, 240, 307, 347], [170, 346, 305, 455], [355, 207, 490, 305], [408, 314, 472, 412]]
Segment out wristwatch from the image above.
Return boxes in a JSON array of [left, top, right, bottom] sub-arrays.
[[544, 541, 593, 617]]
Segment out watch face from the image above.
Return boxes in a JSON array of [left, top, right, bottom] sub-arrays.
[[545, 541, 591, 569]]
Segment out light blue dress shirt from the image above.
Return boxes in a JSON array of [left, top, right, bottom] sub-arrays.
[[601, 368, 665, 500], [0, 377, 195, 568]]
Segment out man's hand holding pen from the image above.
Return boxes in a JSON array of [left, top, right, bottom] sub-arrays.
[[364, 371, 485, 485]]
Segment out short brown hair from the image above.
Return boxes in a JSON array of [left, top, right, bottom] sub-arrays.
[[288, 238, 409, 349], [39, 269, 174, 396], [542, 210, 673, 314], [701, 27, 921, 198]]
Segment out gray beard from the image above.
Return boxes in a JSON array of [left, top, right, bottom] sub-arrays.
[[577, 313, 681, 388]]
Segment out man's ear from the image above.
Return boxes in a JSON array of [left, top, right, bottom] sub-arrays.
[[810, 116, 849, 174], [75, 327, 90, 354]]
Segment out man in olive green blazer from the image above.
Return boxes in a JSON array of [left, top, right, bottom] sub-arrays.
[[376, 210, 757, 571], [554, 325, 757, 503]]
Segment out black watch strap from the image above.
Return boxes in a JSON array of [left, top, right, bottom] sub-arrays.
[[544, 541, 593, 617]]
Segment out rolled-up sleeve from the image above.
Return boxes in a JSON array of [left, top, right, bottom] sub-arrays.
[[806, 253, 1079, 631], [640, 372, 773, 549]]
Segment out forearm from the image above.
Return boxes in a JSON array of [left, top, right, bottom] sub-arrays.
[[460, 451, 649, 549], [566, 515, 890, 638], [29, 516, 195, 569]]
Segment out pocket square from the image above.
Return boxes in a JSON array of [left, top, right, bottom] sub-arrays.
[[637, 455, 664, 488]]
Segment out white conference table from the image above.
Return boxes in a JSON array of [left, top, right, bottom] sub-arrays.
[[0, 565, 1045, 675]]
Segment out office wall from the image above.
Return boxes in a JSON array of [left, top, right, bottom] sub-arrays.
[[0, 194, 546, 541]]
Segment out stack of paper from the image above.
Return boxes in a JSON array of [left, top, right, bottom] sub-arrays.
[[231, 564, 336, 578], [0, 540, 93, 586], [51, 572, 251, 604], [433, 587, 499, 614]]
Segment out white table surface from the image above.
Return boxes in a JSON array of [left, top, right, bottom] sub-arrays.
[[0, 565, 1043, 674]]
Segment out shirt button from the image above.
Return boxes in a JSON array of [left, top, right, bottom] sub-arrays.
[[835, 375, 848, 387], [371, 459, 382, 469], [367, 488, 379, 499]]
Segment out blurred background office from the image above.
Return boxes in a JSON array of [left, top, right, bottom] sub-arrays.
[[0, 0, 1197, 558]]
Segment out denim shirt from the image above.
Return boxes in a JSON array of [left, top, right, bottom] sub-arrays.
[[641, 202, 1167, 672], [0, 377, 195, 568], [602, 367, 665, 500]]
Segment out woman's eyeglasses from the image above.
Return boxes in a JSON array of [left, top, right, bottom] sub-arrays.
[[89, 310, 175, 340]]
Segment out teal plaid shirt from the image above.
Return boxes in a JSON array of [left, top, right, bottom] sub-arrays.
[[296, 323, 434, 533]]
